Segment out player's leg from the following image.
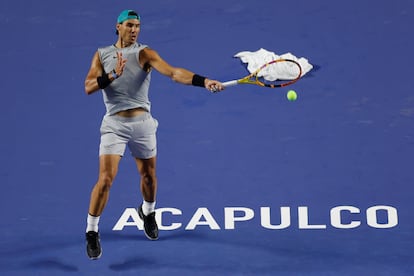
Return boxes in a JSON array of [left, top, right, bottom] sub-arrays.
[[88, 114, 129, 219], [89, 154, 122, 216], [85, 114, 128, 260], [127, 112, 159, 240], [86, 154, 121, 260], [136, 156, 157, 202], [136, 157, 159, 240]]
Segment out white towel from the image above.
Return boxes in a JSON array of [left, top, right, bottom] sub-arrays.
[[234, 48, 313, 81]]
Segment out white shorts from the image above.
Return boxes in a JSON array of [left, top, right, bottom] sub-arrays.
[[99, 112, 158, 159]]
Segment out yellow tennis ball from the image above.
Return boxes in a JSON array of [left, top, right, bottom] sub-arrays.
[[287, 90, 297, 101]]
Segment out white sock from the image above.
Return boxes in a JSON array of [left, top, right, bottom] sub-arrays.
[[86, 214, 100, 233], [142, 200, 156, 216]]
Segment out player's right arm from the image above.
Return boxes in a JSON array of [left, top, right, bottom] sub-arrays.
[[85, 51, 127, 95], [85, 51, 114, 95], [84, 51, 104, 95]]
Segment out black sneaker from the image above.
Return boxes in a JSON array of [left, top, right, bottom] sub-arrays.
[[138, 205, 159, 240], [86, 231, 102, 260]]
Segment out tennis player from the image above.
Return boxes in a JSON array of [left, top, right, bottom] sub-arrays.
[[84, 9, 224, 260]]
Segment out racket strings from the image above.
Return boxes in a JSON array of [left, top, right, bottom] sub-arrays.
[[254, 60, 302, 87]]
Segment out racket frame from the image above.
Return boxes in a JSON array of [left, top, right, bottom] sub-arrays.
[[222, 58, 302, 88]]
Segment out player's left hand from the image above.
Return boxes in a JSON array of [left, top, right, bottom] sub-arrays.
[[114, 52, 128, 77]]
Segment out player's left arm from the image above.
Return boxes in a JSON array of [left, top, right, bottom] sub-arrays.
[[140, 48, 223, 92]]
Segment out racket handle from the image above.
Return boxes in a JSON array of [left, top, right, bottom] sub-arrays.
[[222, 80, 238, 87]]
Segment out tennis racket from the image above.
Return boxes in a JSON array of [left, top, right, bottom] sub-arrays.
[[222, 59, 302, 88]]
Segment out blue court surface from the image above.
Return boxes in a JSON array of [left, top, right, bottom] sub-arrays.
[[1, 0, 414, 275]]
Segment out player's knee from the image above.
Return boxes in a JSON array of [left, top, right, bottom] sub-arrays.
[[141, 172, 156, 186], [98, 173, 115, 191]]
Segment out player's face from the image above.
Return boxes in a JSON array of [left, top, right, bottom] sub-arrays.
[[117, 19, 140, 46]]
